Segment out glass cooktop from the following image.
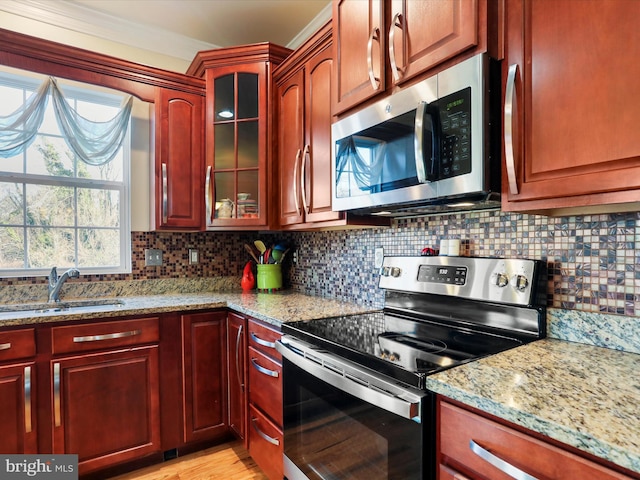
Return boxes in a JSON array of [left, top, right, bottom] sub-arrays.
[[282, 312, 523, 389]]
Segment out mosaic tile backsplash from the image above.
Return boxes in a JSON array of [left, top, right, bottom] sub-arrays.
[[1, 210, 639, 317]]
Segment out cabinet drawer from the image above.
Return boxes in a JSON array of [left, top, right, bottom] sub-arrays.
[[247, 319, 281, 361], [249, 404, 283, 480], [248, 346, 282, 425], [439, 400, 632, 480], [0, 328, 35, 362], [52, 317, 159, 355]]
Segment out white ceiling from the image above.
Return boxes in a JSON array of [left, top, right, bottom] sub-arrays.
[[0, 0, 332, 63]]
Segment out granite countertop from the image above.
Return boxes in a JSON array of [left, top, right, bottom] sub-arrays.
[[0, 290, 378, 328], [1, 283, 639, 475], [426, 338, 640, 475]]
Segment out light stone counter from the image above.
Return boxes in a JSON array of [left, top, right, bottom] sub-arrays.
[[426, 338, 640, 475], [0, 290, 377, 328]]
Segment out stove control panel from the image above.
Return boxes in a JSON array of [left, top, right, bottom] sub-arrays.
[[379, 256, 544, 306], [418, 265, 467, 285]]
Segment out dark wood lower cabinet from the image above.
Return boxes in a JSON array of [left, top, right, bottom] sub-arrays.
[[181, 311, 227, 444], [51, 346, 161, 475], [0, 362, 37, 453], [227, 312, 247, 444]]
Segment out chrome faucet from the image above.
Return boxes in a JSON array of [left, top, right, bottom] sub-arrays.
[[48, 267, 80, 303]]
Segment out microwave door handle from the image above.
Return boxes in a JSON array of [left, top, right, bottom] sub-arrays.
[[414, 101, 428, 183]]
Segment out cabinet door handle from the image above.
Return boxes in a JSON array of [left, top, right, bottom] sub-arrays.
[[73, 329, 141, 343], [388, 12, 404, 82], [293, 148, 302, 215], [53, 362, 61, 427], [504, 63, 520, 195], [367, 27, 382, 91], [250, 357, 279, 378], [470, 439, 539, 480], [250, 331, 276, 349], [251, 417, 280, 446], [24, 366, 32, 434], [301, 144, 310, 214], [0, 342, 11, 351], [235, 324, 244, 390], [161, 162, 168, 223], [205, 165, 212, 224]]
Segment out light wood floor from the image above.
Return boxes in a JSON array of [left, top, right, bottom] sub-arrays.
[[109, 441, 268, 480]]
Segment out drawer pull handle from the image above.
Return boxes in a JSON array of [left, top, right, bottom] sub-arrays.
[[250, 332, 276, 349], [73, 329, 141, 343], [0, 342, 11, 351], [24, 366, 32, 433], [251, 418, 280, 446], [250, 357, 279, 378], [54, 362, 61, 427], [470, 439, 539, 480]]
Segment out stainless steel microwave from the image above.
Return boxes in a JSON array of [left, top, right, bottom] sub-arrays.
[[331, 53, 500, 217]]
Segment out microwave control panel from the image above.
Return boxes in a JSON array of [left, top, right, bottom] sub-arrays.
[[438, 87, 472, 179]]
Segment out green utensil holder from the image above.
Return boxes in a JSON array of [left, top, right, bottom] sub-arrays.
[[257, 264, 282, 291]]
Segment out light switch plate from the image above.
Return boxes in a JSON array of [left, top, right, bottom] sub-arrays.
[[189, 248, 199, 265], [145, 248, 163, 266]]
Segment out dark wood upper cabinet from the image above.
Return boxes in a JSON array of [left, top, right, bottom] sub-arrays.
[[275, 23, 342, 228], [333, 0, 487, 116], [188, 44, 291, 231], [502, 0, 640, 214], [153, 88, 205, 230]]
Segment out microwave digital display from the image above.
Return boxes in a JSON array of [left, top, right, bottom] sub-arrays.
[[438, 87, 472, 179]]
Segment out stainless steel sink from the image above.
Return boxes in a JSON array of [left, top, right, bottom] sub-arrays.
[[0, 299, 125, 315]]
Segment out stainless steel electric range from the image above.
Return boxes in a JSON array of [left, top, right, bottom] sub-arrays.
[[277, 256, 546, 480]]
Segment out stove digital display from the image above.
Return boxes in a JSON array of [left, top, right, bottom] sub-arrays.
[[418, 265, 467, 285]]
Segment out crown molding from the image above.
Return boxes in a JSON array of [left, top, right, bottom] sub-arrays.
[[0, 0, 218, 62], [286, 2, 332, 50]]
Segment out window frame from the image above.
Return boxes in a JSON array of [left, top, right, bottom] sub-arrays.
[[0, 69, 132, 277]]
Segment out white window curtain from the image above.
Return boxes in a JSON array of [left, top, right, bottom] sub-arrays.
[[0, 77, 133, 165]]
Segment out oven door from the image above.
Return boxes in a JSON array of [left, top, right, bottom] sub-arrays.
[[277, 335, 434, 480]]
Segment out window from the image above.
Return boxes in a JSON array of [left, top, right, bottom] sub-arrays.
[[0, 69, 131, 276]]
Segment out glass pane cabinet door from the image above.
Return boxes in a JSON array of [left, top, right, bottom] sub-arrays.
[[207, 65, 265, 226]]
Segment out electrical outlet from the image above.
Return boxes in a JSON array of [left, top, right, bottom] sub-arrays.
[[144, 248, 163, 266], [374, 247, 384, 268], [292, 251, 299, 264], [188, 248, 199, 265]]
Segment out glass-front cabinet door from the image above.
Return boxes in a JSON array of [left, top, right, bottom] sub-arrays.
[[206, 63, 267, 228]]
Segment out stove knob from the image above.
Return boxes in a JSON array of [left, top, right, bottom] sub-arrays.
[[390, 267, 401, 277], [493, 272, 509, 287], [379, 266, 390, 276], [389, 354, 397, 361], [512, 274, 529, 292]]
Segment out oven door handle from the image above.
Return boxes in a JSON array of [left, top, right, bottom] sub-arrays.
[[277, 337, 424, 423]]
